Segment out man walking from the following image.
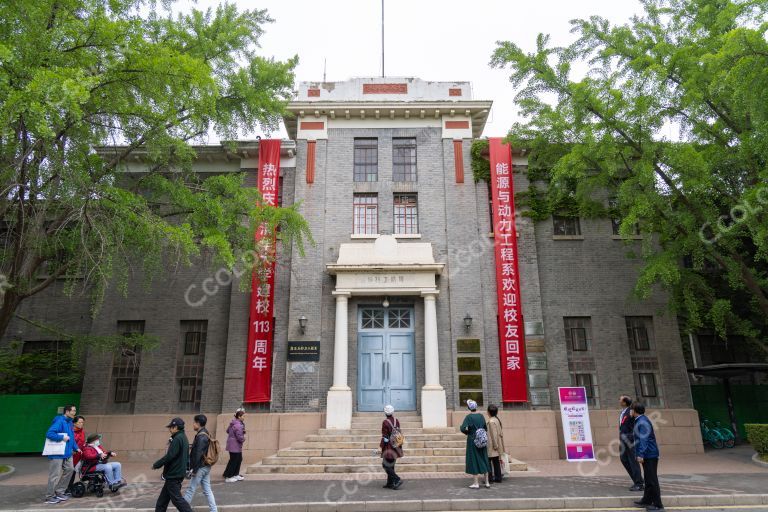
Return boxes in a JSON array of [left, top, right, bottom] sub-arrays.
[[184, 414, 217, 512], [44, 404, 80, 505], [618, 396, 643, 491], [632, 403, 664, 511], [152, 418, 193, 512]]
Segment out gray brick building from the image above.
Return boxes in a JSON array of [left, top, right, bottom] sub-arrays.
[[3, 77, 696, 459]]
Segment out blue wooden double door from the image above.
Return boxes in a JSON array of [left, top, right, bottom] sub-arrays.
[[357, 307, 416, 412]]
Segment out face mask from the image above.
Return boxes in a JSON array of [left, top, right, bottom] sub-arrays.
[[93, 440, 100, 447]]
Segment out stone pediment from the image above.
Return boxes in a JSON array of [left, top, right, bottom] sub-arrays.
[[326, 235, 444, 295], [327, 235, 443, 272]]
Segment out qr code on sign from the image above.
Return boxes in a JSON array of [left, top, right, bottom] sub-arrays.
[[568, 420, 585, 442]]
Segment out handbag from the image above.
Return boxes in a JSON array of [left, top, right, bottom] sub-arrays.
[[42, 438, 67, 456], [501, 453, 511, 475]]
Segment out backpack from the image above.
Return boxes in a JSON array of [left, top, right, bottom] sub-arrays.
[[473, 427, 488, 449], [200, 431, 220, 466], [387, 418, 405, 448]]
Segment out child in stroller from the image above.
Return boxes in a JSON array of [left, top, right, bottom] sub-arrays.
[[71, 433, 125, 497]]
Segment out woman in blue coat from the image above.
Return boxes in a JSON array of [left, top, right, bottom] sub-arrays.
[[460, 399, 490, 488]]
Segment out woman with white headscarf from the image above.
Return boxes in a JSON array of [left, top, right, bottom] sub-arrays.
[[380, 404, 403, 489], [460, 399, 490, 488]]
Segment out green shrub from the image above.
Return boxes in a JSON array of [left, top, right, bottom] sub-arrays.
[[745, 424, 768, 455]]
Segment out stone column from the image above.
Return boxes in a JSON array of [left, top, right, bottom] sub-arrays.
[[421, 290, 447, 428], [326, 292, 352, 429]]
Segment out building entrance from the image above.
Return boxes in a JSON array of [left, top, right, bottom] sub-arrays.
[[357, 306, 417, 411]]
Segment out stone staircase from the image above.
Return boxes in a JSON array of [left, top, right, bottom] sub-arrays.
[[247, 413, 528, 475]]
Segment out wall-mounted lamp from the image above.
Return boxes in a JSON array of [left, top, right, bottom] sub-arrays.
[[298, 315, 308, 335], [463, 313, 473, 331], [382, 297, 390, 308]]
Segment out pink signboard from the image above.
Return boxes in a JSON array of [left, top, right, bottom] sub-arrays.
[[558, 387, 596, 461]]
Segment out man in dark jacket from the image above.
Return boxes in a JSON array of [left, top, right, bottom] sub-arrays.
[[152, 417, 192, 512], [618, 396, 643, 491], [183, 415, 217, 512], [632, 403, 664, 511]]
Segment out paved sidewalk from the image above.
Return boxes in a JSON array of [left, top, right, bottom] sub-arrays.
[[0, 446, 764, 511]]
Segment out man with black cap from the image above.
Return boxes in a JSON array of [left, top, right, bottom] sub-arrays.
[[152, 417, 192, 512]]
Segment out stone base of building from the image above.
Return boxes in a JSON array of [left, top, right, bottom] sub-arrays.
[[82, 408, 703, 464], [325, 387, 353, 430]]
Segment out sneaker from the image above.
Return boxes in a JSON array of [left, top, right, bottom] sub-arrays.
[[225, 477, 239, 483], [630, 484, 644, 491], [44, 497, 61, 504], [235, 475, 245, 481], [55, 494, 69, 501], [392, 479, 403, 490]]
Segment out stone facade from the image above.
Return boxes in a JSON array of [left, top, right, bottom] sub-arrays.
[[1, 77, 696, 460]]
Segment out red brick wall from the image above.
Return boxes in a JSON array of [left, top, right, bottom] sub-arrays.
[[445, 120, 469, 129], [362, 83, 407, 94], [299, 121, 325, 130]]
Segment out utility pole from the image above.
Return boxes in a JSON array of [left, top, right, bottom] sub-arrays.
[[381, 0, 385, 77]]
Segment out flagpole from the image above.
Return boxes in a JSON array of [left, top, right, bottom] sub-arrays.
[[381, 0, 385, 77]]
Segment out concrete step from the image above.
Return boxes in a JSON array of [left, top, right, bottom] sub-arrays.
[[291, 440, 466, 449], [276, 447, 466, 457], [247, 463, 468, 474], [317, 427, 455, 435], [349, 421, 424, 429], [261, 455, 465, 466], [304, 433, 464, 443]]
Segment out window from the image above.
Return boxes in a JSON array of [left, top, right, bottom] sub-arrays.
[[360, 308, 385, 329], [114, 378, 133, 403], [626, 317, 653, 352], [393, 194, 418, 234], [354, 138, 378, 182], [178, 377, 198, 403], [388, 308, 412, 329], [639, 373, 658, 397], [353, 193, 378, 234], [574, 373, 595, 398], [177, 320, 207, 411], [392, 138, 417, 181], [569, 328, 588, 351], [110, 321, 144, 412], [553, 216, 581, 236], [564, 317, 591, 352], [184, 331, 203, 355]]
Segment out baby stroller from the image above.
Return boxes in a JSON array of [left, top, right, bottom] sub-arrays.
[[71, 457, 120, 498]]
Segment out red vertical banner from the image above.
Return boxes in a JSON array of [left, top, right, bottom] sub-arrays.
[[489, 138, 528, 402], [244, 139, 281, 403]]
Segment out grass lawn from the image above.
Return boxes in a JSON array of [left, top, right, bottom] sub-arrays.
[[0, 465, 10, 474]]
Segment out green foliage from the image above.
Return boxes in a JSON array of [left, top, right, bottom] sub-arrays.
[[492, 0, 768, 349], [0, 341, 81, 394], [0, 1, 313, 337], [745, 424, 768, 455], [470, 139, 490, 182]]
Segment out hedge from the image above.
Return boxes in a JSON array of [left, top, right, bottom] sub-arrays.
[[745, 424, 768, 455]]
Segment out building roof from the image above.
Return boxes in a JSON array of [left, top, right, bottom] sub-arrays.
[[284, 77, 492, 139]]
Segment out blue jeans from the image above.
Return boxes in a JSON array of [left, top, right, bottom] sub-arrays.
[[184, 465, 217, 512], [94, 462, 122, 485]]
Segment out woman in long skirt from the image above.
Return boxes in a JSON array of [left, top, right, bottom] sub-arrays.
[[460, 399, 490, 489]]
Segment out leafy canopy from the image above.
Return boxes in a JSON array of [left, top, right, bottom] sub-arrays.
[[0, 0, 312, 343], [491, 0, 768, 351]]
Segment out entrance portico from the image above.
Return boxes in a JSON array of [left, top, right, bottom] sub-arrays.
[[325, 235, 446, 430]]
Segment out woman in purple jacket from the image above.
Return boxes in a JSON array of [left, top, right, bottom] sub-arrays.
[[223, 408, 246, 482]]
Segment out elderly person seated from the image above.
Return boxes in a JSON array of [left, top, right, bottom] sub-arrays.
[[82, 434, 125, 491]]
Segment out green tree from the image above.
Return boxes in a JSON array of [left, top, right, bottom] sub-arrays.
[[491, 0, 768, 351], [0, 1, 312, 340]]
